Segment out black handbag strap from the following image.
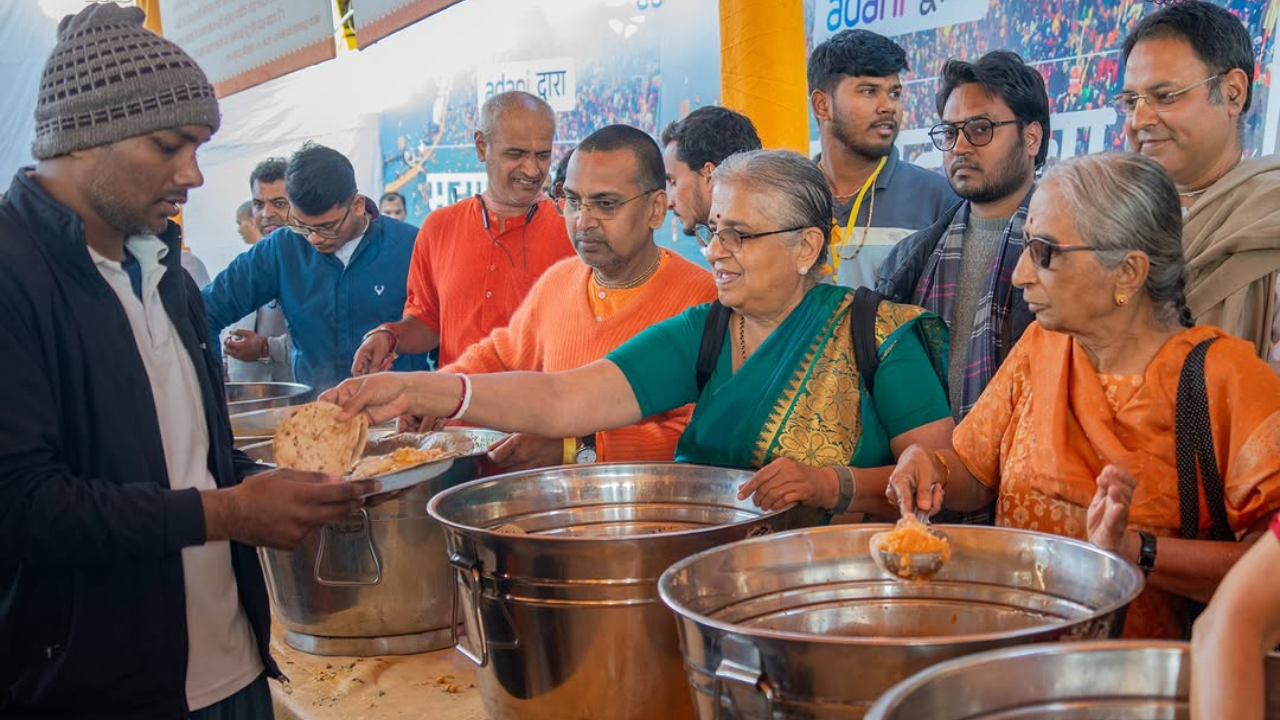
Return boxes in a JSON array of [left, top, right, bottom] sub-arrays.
[[694, 290, 884, 395], [1174, 337, 1233, 542], [695, 301, 733, 394], [851, 287, 884, 394]]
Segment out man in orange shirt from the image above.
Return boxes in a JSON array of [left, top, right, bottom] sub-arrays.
[[436, 124, 717, 471], [351, 91, 574, 374]]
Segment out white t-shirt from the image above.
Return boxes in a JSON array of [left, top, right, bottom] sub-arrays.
[[89, 237, 262, 710]]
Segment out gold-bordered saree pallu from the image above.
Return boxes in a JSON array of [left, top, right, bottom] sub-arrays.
[[674, 284, 949, 471]]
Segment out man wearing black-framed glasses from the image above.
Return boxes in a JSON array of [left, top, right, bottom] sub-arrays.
[[203, 142, 429, 390], [1121, 1, 1280, 372], [878, 51, 1049, 526]]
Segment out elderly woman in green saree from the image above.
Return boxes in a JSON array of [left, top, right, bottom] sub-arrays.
[[322, 149, 953, 518]]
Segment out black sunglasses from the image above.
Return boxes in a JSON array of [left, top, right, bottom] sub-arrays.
[[1025, 235, 1103, 269]]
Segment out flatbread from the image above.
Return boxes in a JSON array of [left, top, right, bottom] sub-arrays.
[[272, 401, 369, 475]]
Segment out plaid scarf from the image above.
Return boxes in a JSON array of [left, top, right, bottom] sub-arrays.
[[912, 189, 1032, 419]]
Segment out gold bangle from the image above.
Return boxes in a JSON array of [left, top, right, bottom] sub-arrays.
[[562, 437, 578, 465], [932, 451, 951, 487]]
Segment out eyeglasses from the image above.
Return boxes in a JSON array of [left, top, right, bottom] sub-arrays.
[[1112, 74, 1222, 115], [694, 224, 805, 254], [554, 188, 661, 219], [1024, 235, 1103, 269], [928, 118, 1021, 151], [286, 201, 353, 240]]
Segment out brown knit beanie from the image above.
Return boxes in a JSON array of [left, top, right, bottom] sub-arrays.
[[32, 3, 221, 160]]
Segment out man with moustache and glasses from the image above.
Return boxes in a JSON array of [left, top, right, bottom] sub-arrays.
[[808, 29, 958, 289], [352, 91, 575, 377], [427, 125, 716, 468], [1120, 1, 1280, 372]]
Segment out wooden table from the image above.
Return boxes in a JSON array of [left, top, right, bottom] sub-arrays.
[[268, 623, 488, 720]]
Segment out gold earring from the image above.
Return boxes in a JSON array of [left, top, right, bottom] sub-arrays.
[[1115, 294, 1129, 306]]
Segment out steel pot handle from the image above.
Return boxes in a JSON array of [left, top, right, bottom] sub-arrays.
[[712, 637, 776, 720], [313, 508, 383, 586], [449, 551, 488, 667]]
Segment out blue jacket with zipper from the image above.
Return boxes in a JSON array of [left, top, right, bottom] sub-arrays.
[[203, 198, 428, 391]]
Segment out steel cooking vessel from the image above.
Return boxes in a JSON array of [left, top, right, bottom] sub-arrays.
[[225, 381, 312, 414], [245, 427, 506, 656], [427, 462, 799, 720], [658, 525, 1144, 720], [866, 641, 1280, 719]]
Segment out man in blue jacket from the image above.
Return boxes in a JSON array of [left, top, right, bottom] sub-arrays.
[[203, 143, 428, 391], [0, 5, 378, 719]]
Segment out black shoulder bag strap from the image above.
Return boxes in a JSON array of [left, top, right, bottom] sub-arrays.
[[1174, 336, 1233, 639], [851, 287, 884, 394], [695, 301, 733, 394], [1175, 337, 1233, 542], [694, 291, 884, 395]]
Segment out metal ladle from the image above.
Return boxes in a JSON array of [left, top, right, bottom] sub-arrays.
[[871, 510, 950, 581]]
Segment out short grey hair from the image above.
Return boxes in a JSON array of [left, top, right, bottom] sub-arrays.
[[236, 200, 253, 220], [477, 91, 555, 139], [1040, 152, 1190, 327], [711, 149, 832, 279]]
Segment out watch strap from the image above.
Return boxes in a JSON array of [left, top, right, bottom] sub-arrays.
[[1136, 530, 1157, 576]]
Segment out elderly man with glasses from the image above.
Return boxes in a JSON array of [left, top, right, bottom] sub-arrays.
[[202, 142, 430, 390], [1120, 0, 1280, 373], [399, 124, 716, 470]]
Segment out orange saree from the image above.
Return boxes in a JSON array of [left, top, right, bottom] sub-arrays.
[[954, 323, 1280, 639]]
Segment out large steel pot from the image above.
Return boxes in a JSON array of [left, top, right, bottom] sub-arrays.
[[658, 525, 1145, 720], [245, 427, 505, 656], [427, 462, 799, 720], [866, 641, 1280, 719], [225, 381, 312, 414]]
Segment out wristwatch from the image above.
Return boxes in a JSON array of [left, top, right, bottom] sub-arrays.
[[574, 434, 597, 464], [1136, 530, 1157, 576]]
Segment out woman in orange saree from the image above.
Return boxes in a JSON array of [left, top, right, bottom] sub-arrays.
[[888, 153, 1280, 639]]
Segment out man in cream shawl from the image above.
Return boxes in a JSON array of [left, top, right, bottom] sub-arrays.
[[1120, 1, 1280, 372]]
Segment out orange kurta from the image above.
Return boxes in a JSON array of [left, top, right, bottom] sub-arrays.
[[403, 197, 575, 367], [443, 249, 717, 461], [955, 323, 1280, 639]]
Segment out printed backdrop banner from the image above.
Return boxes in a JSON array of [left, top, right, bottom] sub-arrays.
[[161, 0, 335, 97], [354, 0, 464, 48], [376, 0, 1280, 245], [813, 0, 992, 43]]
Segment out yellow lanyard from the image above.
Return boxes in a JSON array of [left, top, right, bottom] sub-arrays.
[[828, 156, 888, 275]]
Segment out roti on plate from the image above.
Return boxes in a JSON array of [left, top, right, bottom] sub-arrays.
[[272, 401, 369, 475]]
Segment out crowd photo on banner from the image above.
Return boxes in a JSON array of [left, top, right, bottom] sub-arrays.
[[2, 0, 1280, 719]]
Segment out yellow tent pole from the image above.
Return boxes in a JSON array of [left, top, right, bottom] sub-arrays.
[[137, 0, 163, 34], [135, 0, 185, 232], [719, 0, 808, 153]]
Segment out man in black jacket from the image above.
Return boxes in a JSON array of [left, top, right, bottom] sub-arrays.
[[0, 5, 377, 719]]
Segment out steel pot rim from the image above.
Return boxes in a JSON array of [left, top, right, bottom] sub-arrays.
[[657, 524, 1144, 646], [426, 461, 793, 544], [864, 639, 1190, 718]]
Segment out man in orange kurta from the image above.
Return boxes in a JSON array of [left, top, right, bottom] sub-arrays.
[[351, 91, 575, 374], [441, 125, 717, 471]]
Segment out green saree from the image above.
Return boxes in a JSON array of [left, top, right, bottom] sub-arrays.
[[608, 283, 950, 471]]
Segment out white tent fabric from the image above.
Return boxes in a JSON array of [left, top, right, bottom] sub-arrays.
[[0, 2, 57, 176]]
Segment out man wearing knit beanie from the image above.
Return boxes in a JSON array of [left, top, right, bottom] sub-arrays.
[[0, 5, 380, 719]]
